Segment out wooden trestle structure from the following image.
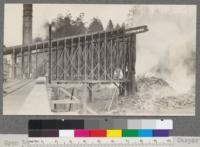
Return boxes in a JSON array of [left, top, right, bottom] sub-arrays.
[[4, 25, 148, 96]]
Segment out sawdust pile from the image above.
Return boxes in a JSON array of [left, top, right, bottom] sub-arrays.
[[114, 75, 195, 115]]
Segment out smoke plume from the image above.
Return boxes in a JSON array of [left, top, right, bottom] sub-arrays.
[[127, 5, 196, 93]]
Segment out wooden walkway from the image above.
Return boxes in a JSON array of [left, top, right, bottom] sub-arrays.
[[18, 77, 52, 115]]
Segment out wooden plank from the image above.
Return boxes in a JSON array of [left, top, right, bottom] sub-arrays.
[[86, 106, 97, 115], [106, 87, 118, 111], [18, 80, 52, 115], [53, 79, 129, 84], [51, 99, 79, 105], [59, 87, 80, 104]]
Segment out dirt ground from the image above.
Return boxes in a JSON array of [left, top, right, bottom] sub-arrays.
[[52, 75, 195, 116]]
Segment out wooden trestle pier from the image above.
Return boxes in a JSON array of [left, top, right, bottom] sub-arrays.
[[4, 25, 148, 97]]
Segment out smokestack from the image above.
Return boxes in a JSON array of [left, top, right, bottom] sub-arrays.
[[23, 4, 32, 45]]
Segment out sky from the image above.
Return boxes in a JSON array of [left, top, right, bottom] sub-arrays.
[[4, 4, 196, 46], [4, 4, 133, 46]]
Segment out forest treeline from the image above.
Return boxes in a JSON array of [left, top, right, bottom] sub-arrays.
[[34, 12, 126, 42]]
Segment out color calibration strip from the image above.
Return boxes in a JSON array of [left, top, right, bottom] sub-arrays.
[[28, 119, 172, 137], [29, 129, 170, 137]]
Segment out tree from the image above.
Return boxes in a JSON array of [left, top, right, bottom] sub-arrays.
[[52, 13, 73, 38], [106, 19, 114, 31], [87, 17, 104, 33], [72, 13, 86, 35], [121, 22, 126, 29], [115, 23, 121, 30], [43, 12, 87, 40], [33, 37, 43, 43]]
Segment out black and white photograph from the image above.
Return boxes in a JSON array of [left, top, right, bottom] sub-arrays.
[[3, 4, 196, 115]]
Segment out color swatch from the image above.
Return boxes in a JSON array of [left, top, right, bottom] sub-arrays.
[[107, 130, 122, 137], [122, 129, 138, 137], [90, 130, 107, 137]]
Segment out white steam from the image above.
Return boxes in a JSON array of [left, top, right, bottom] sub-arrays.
[[127, 5, 196, 93]]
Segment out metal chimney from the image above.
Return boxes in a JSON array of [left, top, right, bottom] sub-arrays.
[[23, 4, 32, 45]]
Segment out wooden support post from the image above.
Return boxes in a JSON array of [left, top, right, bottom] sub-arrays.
[[116, 38, 119, 69], [104, 32, 107, 80], [12, 49, 17, 79], [63, 39, 66, 80], [91, 35, 94, 80], [84, 36, 87, 81], [88, 83, 93, 102], [43, 43, 45, 76], [21, 47, 24, 79], [119, 36, 126, 96], [68, 88, 75, 111], [28, 46, 32, 78], [111, 39, 113, 80], [77, 37, 80, 79], [55, 42, 58, 80], [126, 34, 137, 96], [98, 33, 100, 80], [81, 84, 87, 114], [35, 44, 38, 78], [123, 36, 126, 81], [48, 24, 52, 84], [132, 34, 137, 93], [51, 85, 59, 112], [70, 39, 73, 80]]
